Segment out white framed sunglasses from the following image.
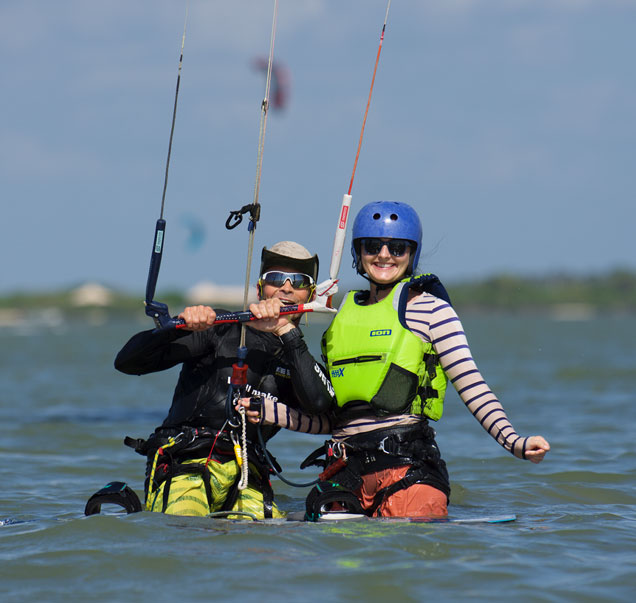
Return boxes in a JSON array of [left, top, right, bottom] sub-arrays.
[[260, 271, 315, 290]]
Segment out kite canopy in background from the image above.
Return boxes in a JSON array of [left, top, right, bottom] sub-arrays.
[[252, 57, 290, 111], [180, 212, 206, 253]]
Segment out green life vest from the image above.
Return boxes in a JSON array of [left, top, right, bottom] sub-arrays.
[[321, 275, 448, 420]]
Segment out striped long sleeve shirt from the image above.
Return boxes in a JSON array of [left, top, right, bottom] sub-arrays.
[[259, 291, 529, 459]]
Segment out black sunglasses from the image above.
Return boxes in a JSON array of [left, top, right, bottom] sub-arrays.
[[360, 238, 411, 257], [260, 271, 315, 290]]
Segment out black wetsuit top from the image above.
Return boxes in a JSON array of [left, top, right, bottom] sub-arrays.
[[115, 319, 333, 443]]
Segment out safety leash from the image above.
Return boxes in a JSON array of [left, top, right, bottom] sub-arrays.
[[231, 407, 249, 490]]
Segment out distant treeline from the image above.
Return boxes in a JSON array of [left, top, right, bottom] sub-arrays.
[[446, 268, 636, 313], [2, 268, 636, 316], [0, 290, 187, 313]]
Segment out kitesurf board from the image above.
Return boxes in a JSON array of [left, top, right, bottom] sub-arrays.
[[284, 511, 517, 524], [316, 512, 516, 524], [386, 514, 517, 524]]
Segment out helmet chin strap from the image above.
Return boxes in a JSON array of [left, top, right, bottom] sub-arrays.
[[374, 280, 398, 290], [360, 272, 405, 290], [360, 274, 401, 304]]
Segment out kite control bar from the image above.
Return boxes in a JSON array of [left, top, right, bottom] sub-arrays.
[[213, 302, 334, 324], [149, 301, 336, 331]]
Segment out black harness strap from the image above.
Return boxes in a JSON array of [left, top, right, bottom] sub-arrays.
[[217, 458, 274, 519], [125, 426, 221, 458], [423, 353, 438, 380], [157, 459, 215, 513], [259, 471, 274, 519]]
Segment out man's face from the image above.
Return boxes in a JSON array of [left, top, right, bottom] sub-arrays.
[[258, 264, 314, 305]]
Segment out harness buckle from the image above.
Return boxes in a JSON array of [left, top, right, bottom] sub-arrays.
[[327, 441, 346, 460], [171, 429, 196, 449], [377, 436, 390, 454], [377, 436, 402, 456]]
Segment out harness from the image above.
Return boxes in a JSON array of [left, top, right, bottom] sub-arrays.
[[125, 426, 280, 518], [301, 422, 450, 520]]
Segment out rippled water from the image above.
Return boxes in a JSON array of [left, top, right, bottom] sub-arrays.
[[1, 315, 635, 602]]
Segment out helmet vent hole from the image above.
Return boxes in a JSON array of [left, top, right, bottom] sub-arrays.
[[372, 213, 381, 220], [390, 213, 398, 221]]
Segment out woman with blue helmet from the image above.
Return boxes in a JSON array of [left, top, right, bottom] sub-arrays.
[[239, 201, 550, 518], [317, 200, 550, 517], [350, 200, 423, 278]]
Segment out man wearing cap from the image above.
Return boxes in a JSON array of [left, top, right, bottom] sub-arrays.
[[115, 241, 334, 519]]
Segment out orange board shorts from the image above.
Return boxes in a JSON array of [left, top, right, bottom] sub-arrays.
[[356, 465, 448, 518]]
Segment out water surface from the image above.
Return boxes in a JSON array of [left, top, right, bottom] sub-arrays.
[[1, 315, 634, 602]]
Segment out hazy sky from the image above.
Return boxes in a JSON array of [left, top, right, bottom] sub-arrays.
[[2, 0, 634, 295]]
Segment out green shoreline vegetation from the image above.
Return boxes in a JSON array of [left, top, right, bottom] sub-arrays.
[[447, 268, 636, 314], [1, 268, 635, 323]]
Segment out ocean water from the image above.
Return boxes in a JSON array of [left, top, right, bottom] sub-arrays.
[[1, 314, 635, 602]]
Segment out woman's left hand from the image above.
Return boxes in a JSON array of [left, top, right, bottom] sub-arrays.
[[524, 436, 550, 463], [235, 397, 261, 425]]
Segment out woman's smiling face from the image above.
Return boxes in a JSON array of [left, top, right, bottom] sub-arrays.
[[360, 238, 411, 285]]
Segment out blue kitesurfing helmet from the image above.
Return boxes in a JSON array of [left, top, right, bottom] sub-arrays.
[[351, 201, 422, 276]]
